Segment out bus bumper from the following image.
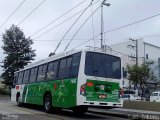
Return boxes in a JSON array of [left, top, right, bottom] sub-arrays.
[[82, 101, 123, 108]]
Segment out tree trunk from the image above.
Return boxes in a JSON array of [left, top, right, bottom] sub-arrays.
[[141, 85, 144, 101]]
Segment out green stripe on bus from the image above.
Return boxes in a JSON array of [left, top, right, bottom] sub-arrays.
[[22, 78, 77, 108]]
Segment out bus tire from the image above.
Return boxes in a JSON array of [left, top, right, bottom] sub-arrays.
[[72, 106, 88, 115], [44, 94, 52, 113]]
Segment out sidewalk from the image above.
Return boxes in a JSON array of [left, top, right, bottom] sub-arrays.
[[88, 107, 160, 119], [114, 108, 160, 115], [88, 108, 128, 118]]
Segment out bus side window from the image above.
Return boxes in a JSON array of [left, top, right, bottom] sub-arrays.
[[37, 64, 47, 81], [29, 67, 38, 83], [58, 57, 72, 79], [46, 61, 59, 80], [23, 70, 30, 84], [70, 52, 81, 77], [17, 71, 24, 84], [13, 73, 18, 88]]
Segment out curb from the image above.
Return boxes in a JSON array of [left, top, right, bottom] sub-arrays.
[[88, 110, 128, 118], [88, 108, 160, 120]]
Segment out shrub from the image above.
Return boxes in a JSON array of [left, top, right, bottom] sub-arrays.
[[0, 84, 11, 95]]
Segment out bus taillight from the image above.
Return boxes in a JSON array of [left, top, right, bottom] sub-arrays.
[[120, 88, 124, 96], [53, 83, 57, 90], [16, 85, 19, 90], [86, 82, 94, 87], [80, 85, 85, 95]]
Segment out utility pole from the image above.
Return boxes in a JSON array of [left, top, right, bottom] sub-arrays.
[[136, 39, 138, 66], [127, 38, 138, 66], [128, 38, 138, 94], [100, 0, 110, 49], [100, 2, 103, 49]]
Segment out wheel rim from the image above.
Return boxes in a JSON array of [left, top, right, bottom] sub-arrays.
[[45, 97, 51, 110]]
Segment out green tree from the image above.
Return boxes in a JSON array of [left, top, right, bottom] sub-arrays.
[[127, 62, 157, 99], [1, 25, 36, 85]]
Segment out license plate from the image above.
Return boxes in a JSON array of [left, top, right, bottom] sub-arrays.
[[99, 94, 106, 99]]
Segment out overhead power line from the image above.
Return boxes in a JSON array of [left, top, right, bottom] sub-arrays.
[[71, 34, 100, 50], [53, 0, 97, 54], [0, 0, 26, 28], [29, 33, 160, 42], [70, 33, 130, 56], [137, 34, 160, 39], [72, 12, 160, 50], [17, 0, 47, 26], [30, 0, 87, 37], [64, 5, 101, 51], [33, 9, 84, 39], [27, 38, 100, 42], [104, 13, 160, 34], [71, 33, 160, 51], [91, 1, 95, 48], [32, 0, 101, 40]]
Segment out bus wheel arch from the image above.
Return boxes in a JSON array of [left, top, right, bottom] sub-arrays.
[[43, 91, 52, 113]]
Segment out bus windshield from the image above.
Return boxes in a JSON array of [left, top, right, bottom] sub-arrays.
[[85, 52, 121, 79]]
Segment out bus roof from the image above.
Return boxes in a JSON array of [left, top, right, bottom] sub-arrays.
[[15, 49, 82, 73], [15, 48, 121, 73]]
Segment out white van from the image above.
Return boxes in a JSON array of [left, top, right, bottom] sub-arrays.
[[150, 91, 160, 102]]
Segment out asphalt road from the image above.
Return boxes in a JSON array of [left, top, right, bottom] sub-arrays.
[[0, 100, 128, 120]]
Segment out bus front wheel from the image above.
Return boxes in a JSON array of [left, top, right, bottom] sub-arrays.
[[44, 94, 52, 113]]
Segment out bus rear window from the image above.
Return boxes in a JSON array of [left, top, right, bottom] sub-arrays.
[[85, 52, 121, 79]]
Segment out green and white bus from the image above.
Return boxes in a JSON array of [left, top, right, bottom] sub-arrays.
[[11, 49, 123, 114]]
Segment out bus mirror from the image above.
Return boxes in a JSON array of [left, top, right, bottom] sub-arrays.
[[12, 79, 16, 88], [123, 67, 127, 78], [123, 71, 127, 78], [12, 82, 15, 88]]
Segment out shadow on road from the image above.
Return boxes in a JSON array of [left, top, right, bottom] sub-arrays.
[[15, 104, 109, 119]]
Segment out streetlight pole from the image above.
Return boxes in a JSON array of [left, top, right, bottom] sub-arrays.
[[100, 0, 110, 49], [100, 3, 103, 49]]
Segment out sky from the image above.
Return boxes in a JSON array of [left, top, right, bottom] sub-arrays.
[[0, 0, 160, 73]]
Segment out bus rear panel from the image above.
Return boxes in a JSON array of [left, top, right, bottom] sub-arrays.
[[77, 51, 122, 107]]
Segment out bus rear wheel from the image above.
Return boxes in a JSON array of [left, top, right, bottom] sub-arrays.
[[44, 94, 52, 113], [72, 106, 88, 115]]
